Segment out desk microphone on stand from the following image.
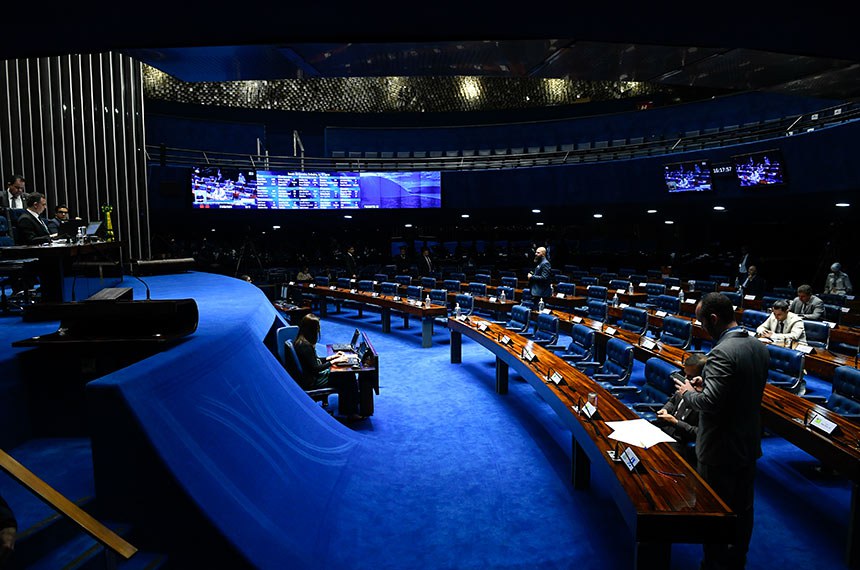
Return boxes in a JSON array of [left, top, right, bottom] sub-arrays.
[[129, 263, 152, 301]]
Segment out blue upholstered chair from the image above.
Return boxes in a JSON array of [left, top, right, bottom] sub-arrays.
[[454, 293, 474, 317], [496, 285, 515, 301], [501, 276, 518, 289], [556, 282, 576, 296], [823, 303, 843, 324], [337, 277, 351, 289], [609, 279, 630, 291], [282, 340, 334, 407], [618, 306, 648, 335], [585, 300, 608, 322], [468, 282, 487, 296], [421, 276, 437, 289], [660, 316, 693, 349], [741, 309, 769, 332], [695, 280, 716, 293], [655, 294, 681, 315], [373, 273, 388, 282], [722, 291, 742, 307], [520, 289, 536, 310], [581, 276, 599, 287], [395, 274, 413, 287], [554, 274, 571, 284], [766, 344, 806, 395], [576, 337, 634, 389], [429, 288, 448, 306], [450, 272, 467, 282], [586, 285, 608, 302], [803, 366, 860, 423], [630, 274, 648, 285], [663, 277, 681, 288], [803, 320, 830, 349], [406, 285, 423, 300], [521, 312, 559, 346], [620, 358, 681, 421], [570, 270, 588, 281], [474, 273, 492, 285], [556, 324, 595, 363], [501, 305, 531, 333], [819, 293, 846, 306], [443, 279, 461, 293], [380, 282, 398, 296], [313, 275, 330, 287], [358, 279, 374, 292]]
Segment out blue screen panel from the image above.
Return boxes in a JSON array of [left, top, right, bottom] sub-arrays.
[[664, 160, 712, 193]]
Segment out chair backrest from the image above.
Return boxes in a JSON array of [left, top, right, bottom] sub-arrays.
[[497, 285, 515, 300], [586, 285, 608, 302], [420, 276, 437, 289], [660, 315, 692, 349], [556, 282, 576, 296], [829, 366, 860, 417], [655, 294, 680, 315], [591, 266, 607, 275], [373, 273, 389, 282], [581, 276, 599, 286], [501, 276, 518, 289], [474, 273, 492, 284], [468, 282, 487, 296], [337, 277, 351, 289], [395, 274, 412, 286], [454, 293, 474, 315], [741, 309, 769, 331], [567, 324, 595, 360], [570, 270, 588, 281], [772, 286, 795, 298], [663, 277, 680, 288], [314, 275, 330, 286], [498, 270, 517, 278], [520, 288, 535, 309], [819, 293, 846, 306], [722, 291, 742, 307], [555, 274, 571, 284], [533, 313, 559, 344], [645, 283, 666, 299], [429, 289, 448, 305], [358, 279, 374, 292], [766, 344, 805, 392], [602, 338, 634, 385], [803, 320, 829, 348], [406, 285, 423, 300], [380, 282, 398, 296], [696, 280, 716, 293], [823, 303, 843, 324], [276, 326, 300, 366], [451, 272, 467, 282], [647, 269, 663, 281], [619, 306, 648, 334], [640, 358, 680, 405], [761, 295, 787, 311], [619, 267, 636, 279], [630, 274, 648, 285], [587, 300, 608, 322], [443, 279, 461, 293], [282, 339, 305, 385], [506, 305, 531, 331], [609, 279, 629, 291]]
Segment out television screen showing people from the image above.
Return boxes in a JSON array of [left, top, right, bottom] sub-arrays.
[[732, 150, 786, 187], [192, 168, 442, 210], [664, 160, 712, 193]]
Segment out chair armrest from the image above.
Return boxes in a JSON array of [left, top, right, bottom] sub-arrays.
[[544, 344, 566, 351], [801, 395, 828, 404], [574, 361, 600, 369], [593, 373, 620, 382], [608, 386, 639, 394], [533, 339, 553, 346], [520, 331, 535, 338], [560, 354, 586, 361]]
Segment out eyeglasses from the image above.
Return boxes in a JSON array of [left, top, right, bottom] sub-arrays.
[[57, 210, 69, 214]]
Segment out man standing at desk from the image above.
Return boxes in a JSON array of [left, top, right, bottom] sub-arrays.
[[675, 292, 769, 570], [16, 193, 52, 245], [528, 246, 552, 301], [2, 175, 26, 211]]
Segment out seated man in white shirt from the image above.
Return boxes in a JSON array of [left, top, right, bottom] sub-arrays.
[[756, 299, 806, 344], [788, 284, 825, 321]]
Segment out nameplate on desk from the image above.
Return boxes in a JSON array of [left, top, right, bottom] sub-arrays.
[[549, 371, 563, 385], [500, 335, 511, 346], [620, 447, 640, 471], [541, 308, 552, 314], [619, 303, 629, 309], [392, 296, 401, 302], [639, 282, 648, 288], [572, 316, 583, 323], [350, 279, 356, 283], [744, 294, 756, 300], [350, 289, 357, 294], [373, 281, 378, 285], [684, 299, 696, 304], [371, 292, 380, 298], [824, 321, 837, 329], [841, 307, 850, 313], [796, 344, 814, 354], [605, 327, 617, 335], [671, 286, 680, 291], [456, 314, 468, 322], [582, 401, 598, 419], [521, 347, 536, 362], [809, 412, 838, 435], [289, 281, 295, 286], [721, 282, 730, 287], [556, 293, 565, 299], [478, 322, 489, 332], [732, 305, 738, 311], [655, 310, 667, 318], [616, 290, 626, 295], [642, 338, 657, 350], [847, 295, 855, 301], [309, 283, 316, 288], [329, 285, 337, 290]]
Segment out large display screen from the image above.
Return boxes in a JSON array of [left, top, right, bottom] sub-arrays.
[[732, 150, 786, 187], [191, 168, 442, 209], [664, 160, 712, 193]]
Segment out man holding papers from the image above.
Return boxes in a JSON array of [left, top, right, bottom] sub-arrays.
[[675, 292, 769, 570]]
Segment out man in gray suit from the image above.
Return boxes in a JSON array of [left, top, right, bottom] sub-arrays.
[[675, 292, 769, 570], [527, 246, 552, 301]]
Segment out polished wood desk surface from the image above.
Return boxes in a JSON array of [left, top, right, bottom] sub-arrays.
[[447, 316, 734, 567], [291, 282, 448, 317]]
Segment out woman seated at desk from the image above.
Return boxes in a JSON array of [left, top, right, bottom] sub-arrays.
[[294, 314, 364, 421]]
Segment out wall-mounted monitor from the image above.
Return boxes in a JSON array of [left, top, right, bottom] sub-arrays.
[[664, 160, 712, 193], [732, 149, 786, 187], [191, 167, 257, 209]]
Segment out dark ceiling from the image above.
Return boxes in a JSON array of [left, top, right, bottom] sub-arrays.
[[5, 5, 860, 101]]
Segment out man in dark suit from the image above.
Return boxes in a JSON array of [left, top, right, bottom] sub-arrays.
[[675, 292, 769, 570], [656, 353, 705, 463], [528, 246, 552, 300], [739, 265, 764, 297], [343, 245, 358, 279], [1, 175, 26, 211], [417, 246, 434, 276], [15, 192, 52, 245]]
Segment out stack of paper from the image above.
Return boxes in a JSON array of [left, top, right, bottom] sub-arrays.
[[605, 419, 676, 449]]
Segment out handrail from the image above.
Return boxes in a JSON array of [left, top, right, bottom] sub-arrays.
[[0, 448, 137, 561]]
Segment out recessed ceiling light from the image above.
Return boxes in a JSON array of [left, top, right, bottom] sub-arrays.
[[532, 209, 541, 213], [713, 206, 726, 211], [536, 222, 544, 226], [665, 220, 674, 225], [647, 209, 658, 214], [461, 214, 470, 218], [404, 224, 413, 228], [272, 225, 281, 229], [836, 202, 850, 207], [593, 214, 603, 219], [211, 228, 216, 232], [344, 215, 352, 219]]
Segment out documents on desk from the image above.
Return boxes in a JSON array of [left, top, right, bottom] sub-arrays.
[[606, 419, 676, 449]]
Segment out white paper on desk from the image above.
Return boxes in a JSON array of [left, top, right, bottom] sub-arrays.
[[606, 419, 676, 449]]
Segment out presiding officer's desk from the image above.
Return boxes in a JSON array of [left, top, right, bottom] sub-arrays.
[[0, 240, 122, 303], [546, 305, 860, 567], [327, 330, 379, 417], [289, 282, 447, 347], [447, 316, 734, 569]]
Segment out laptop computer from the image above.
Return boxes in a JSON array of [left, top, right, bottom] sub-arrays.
[[343, 341, 368, 366], [331, 328, 360, 352], [85, 221, 103, 237]]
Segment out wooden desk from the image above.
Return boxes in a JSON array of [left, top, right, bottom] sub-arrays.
[[291, 283, 447, 347], [327, 331, 379, 416], [272, 300, 311, 325], [447, 316, 734, 569]]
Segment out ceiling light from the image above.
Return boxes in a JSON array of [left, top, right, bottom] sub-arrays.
[[713, 206, 726, 211], [647, 209, 657, 214], [272, 225, 281, 229], [532, 209, 541, 213], [836, 202, 850, 207], [536, 222, 544, 226], [344, 215, 352, 219], [461, 214, 470, 218], [593, 214, 603, 219], [404, 224, 413, 228], [665, 220, 674, 225]]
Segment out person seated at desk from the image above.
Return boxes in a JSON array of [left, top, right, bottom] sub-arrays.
[[656, 353, 706, 462], [825, 262, 853, 295], [294, 314, 364, 421], [295, 266, 312, 282], [15, 192, 52, 245], [46, 204, 72, 235], [788, 284, 825, 321], [756, 299, 806, 344], [739, 265, 764, 297]]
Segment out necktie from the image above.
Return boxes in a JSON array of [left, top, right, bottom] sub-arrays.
[[776, 321, 784, 334]]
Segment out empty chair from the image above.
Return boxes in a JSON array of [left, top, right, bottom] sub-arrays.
[[647, 269, 663, 282], [380, 282, 398, 296], [501, 276, 518, 289], [496, 285, 515, 301], [741, 310, 769, 332], [520, 288, 536, 309], [373, 273, 388, 282], [421, 276, 437, 289], [766, 344, 806, 395], [570, 270, 588, 281], [498, 270, 517, 278], [586, 285, 608, 302], [660, 315, 693, 349], [443, 279, 461, 293], [823, 304, 843, 324], [609, 279, 630, 291], [337, 277, 351, 289], [554, 274, 571, 284], [621, 358, 681, 420], [819, 293, 846, 306], [468, 282, 487, 296], [395, 274, 413, 287], [803, 320, 829, 349], [556, 324, 595, 363], [618, 306, 648, 335], [358, 279, 374, 292], [630, 274, 648, 285], [450, 272, 467, 282], [584, 300, 608, 322], [619, 267, 637, 279], [453, 293, 474, 317], [581, 276, 598, 286], [521, 312, 559, 346], [600, 272, 618, 285], [314, 275, 330, 286], [576, 338, 635, 389], [591, 266, 608, 275], [474, 273, 492, 284], [695, 280, 716, 293], [722, 291, 742, 307], [429, 288, 448, 306], [655, 294, 681, 315], [802, 366, 860, 422], [556, 282, 576, 296], [501, 304, 531, 333], [637, 283, 666, 309], [664, 277, 681, 288], [406, 285, 423, 300]]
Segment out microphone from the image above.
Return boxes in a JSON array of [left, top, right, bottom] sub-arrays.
[[129, 265, 152, 301]]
